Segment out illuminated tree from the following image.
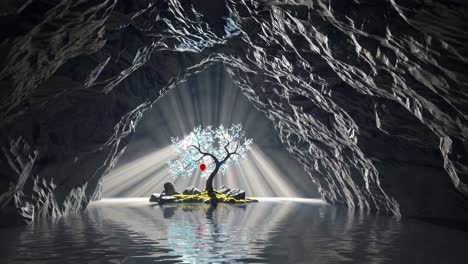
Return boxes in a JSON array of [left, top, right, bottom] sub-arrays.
[[168, 124, 253, 194]]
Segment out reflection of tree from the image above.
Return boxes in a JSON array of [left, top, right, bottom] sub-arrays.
[[205, 203, 217, 220], [162, 203, 248, 262], [7, 200, 464, 263], [204, 204, 224, 259], [161, 202, 402, 263]]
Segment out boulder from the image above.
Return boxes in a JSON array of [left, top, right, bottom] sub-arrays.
[[163, 182, 179, 196], [149, 193, 163, 202], [183, 186, 201, 195], [218, 185, 231, 194], [158, 196, 177, 204], [226, 189, 245, 200]]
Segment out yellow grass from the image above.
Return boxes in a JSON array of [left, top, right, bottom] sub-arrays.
[[171, 191, 258, 204]]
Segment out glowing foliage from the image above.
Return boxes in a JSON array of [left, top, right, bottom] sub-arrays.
[[167, 124, 253, 178]]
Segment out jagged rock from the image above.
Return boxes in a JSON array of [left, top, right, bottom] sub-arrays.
[[158, 196, 177, 204], [226, 189, 245, 200], [149, 193, 163, 202], [183, 187, 201, 195], [163, 182, 179, 196], [218, 185, 231, 194], [1, 0, 468, 226]]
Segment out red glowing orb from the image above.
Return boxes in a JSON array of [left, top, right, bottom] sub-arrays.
[[200, 163, 207, 171]]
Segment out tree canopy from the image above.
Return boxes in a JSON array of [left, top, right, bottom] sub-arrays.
[[168, 124, 253, 179]]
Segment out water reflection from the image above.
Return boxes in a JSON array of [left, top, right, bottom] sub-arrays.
[[1, 199, 467, 263]]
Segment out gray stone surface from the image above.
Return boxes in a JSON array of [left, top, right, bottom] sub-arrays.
[[163, 182, 179, 196], [149, 193, 163, 203], [183, 187, 201, 195], [158, 196, 177, 204], [1, 0, 468, 226], [218, 186, 231, 194], [226, 189, 246, 200]]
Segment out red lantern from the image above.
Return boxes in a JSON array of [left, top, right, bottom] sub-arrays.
[[200, 163, 207, 171]]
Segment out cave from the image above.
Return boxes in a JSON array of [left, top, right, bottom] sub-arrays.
[[1, 0, 468, 263]]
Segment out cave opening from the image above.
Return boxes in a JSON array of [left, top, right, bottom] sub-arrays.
[[102, 64, 319, 199]]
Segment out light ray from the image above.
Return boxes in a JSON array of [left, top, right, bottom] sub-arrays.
[[102, 65, 319, 198]]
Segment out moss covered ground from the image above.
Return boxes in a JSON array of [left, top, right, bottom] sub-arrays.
[[171, 191, 258, 204]]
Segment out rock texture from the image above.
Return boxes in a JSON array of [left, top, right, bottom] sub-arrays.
[[226, 189, 246, 200], [183, 187, 201, 195], [158, 196, 178, 204], [162, 182, 179, 196], [149, 193, 163, 202], [218, 185, 231, 194], [1, 0, 468, 225]]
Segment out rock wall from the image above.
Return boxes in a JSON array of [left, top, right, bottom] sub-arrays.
[[1, 0, 468, 226]]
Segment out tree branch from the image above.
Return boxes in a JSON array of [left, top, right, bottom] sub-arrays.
[[194, 139, 206, 153], [190, 145, 219, 164], [193, 155, 205, 162], [221, 141, 241, 164], [232, 141, 240, 154], [224, 142, 231, 157], [224, 139, 238, 155]]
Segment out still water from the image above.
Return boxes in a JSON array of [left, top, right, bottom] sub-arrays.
[[0, 198, 467, 264]]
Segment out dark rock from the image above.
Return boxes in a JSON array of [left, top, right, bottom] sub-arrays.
[[149, 193, 163, 202], [183, 187, 201, 195], [226, 189, 245, 200], [163, 182, 179, 196], [218, 185, 231, 194], [158, 196, 177, 204]]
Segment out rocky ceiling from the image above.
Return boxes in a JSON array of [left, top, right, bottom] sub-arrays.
[[1, 0, 468, 226]]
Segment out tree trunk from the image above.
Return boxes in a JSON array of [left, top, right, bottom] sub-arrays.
[[205, 164, 220, 194]]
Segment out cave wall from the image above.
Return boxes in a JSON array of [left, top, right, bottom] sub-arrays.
[[1, 0, 468, 226]]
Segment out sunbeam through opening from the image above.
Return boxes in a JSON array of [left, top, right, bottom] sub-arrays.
[[102, 65, 319, 198]]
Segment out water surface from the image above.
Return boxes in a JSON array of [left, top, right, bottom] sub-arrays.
[[1, 198, 467, 263]]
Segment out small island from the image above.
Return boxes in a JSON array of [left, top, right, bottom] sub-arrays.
[[150, 124, 258, 205], [149, 182, 258, 205]]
